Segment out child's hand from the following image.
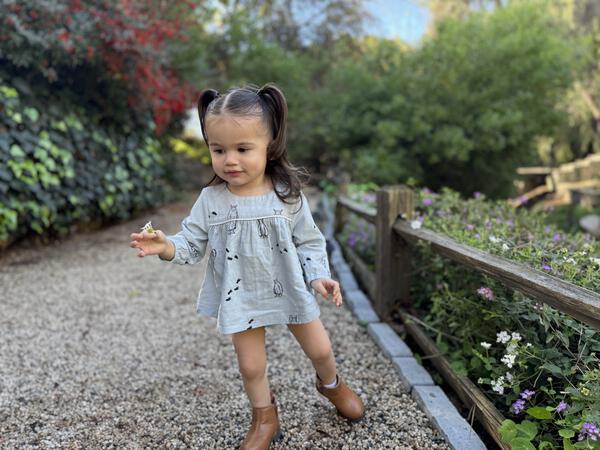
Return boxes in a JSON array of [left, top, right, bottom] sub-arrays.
[[129, 222, 168, 258], [310, 278, 343, 307]]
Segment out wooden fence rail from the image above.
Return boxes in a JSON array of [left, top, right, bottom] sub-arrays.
[[334, 183, 600, 449]]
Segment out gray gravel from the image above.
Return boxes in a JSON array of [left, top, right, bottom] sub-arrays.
[[0, 189, 451, 449]]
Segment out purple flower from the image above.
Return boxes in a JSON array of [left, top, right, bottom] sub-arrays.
[[475, 233, 481, 239], [348, 232, 357, 248], [555, 401, 568, 413], [511, 399, 526, 415], [544, 226, 551, 233], [477, 287, 495, 301], [495, 217, 503, 224], [473, 191, 482, 199], [506, 219, 514, 227], [466, 224, 474, 230], [542, 264, 552, 271], [423, 198, 433, 206], [578, 422, 600, 441], [553, 233, 561, 242], [520, 389, 536, 400], [423, 187, 431, 194], [527, 232, 534, 241]]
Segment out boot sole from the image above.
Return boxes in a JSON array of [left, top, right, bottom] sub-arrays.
[[270, 429, 284, 446]]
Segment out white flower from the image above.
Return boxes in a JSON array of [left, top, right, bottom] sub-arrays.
[[511, 332, 522, 342], [564, 257, 576, 264], [496, 331, 510, 344], [480, 342, 491, 349], [477, 377, 485, 384], [489, 235, 500, 243], [141, 221, 155, 233], [590, 257, 600, 267], [410, 220, 422, 230], [502, 243, 510, 251], [491, 376, 505, 394], [506, 343, 518, 354], [506, 372, 513, 382], [526, 343, 532, 348], [501, 353, 516, 368]]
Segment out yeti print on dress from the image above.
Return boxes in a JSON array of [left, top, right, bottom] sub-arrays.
[[226, 204, 238, 235]]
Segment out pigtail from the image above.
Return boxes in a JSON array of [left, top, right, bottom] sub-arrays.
[[197, 89, 220, 144], [258, 84, 288, 154]]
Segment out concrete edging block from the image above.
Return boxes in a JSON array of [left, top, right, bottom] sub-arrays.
[[392, 356, 435, 389], [411, 386, 487, 450], [343, 289, 370, 310], [367, 323, 413, 358], [353, 305, 380, 324]]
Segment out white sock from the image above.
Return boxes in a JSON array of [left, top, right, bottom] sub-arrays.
[[323, 376, 338, 389]]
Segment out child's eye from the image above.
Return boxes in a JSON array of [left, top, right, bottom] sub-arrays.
[[238, 148, 247, 153], [212, 149, 223, 154]]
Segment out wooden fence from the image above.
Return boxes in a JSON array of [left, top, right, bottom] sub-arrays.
[[334, 184, 600, 450]]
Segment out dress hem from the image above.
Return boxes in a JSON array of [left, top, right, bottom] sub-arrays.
[[196, 306, 321, 336]]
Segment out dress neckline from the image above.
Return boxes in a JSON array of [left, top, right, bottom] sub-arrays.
[[223, 181, 276, 200]]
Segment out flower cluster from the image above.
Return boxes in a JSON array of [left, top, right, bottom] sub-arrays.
[[477, 286, 495, 301], [555, 401, 568, 413], [578, 422, 600, 442], [510, 389, 536, 415]]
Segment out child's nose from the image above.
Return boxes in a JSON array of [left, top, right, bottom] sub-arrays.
[[225, 156, 239, 165]]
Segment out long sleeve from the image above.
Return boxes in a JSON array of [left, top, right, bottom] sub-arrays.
[[159, 189, 208, 265], [292, 191, 332, 290]]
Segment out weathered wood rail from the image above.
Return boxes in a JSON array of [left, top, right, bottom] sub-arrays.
[[334, 183, 600, 449]]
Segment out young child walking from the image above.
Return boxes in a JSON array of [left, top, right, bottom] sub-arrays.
[[129, 83, 365, 449]]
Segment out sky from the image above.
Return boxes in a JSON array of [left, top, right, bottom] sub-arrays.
[[364, 0, 430, 45]]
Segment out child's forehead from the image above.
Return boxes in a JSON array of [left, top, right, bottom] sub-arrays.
[[205, 113, 269, 142]]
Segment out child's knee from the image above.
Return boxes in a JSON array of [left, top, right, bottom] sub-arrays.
[[308, 345, 333, 364], [238, 359, 267, 381]]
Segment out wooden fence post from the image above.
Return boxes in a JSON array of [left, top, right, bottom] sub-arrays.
[[334, 173, 350, 235], [375, 185, 415, 321]]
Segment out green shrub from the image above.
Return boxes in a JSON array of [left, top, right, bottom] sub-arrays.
[[0, 74, 173, 244]]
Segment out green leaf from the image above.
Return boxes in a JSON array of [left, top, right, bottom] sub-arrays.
[[517, 420, 538, 440], [511, 437, 536, 450], [559, 429, 575, 438], [10, 144, 25, 158], [499, 419, 518, 442], [526, 407, 552, 420], [541, 362, 563, 375]]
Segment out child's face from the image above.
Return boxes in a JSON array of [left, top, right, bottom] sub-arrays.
[[205, 113, 272, 194]]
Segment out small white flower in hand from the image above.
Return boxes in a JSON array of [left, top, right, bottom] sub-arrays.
[[141, 221, 155, 234]]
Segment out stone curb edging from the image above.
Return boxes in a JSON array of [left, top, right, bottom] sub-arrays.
[[318, 191, 487, 450]]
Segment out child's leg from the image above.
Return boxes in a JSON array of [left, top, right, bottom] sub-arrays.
[[231, 326, 272, 408], [287, 319, 337, 385]]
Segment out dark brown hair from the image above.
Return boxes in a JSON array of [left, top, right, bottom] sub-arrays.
[[197, 83, 309, 208]]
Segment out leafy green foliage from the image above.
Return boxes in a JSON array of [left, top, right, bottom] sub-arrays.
[[0, 73, 172, 244], [333, 181, 600, 448], [317, 0, 582, 198]]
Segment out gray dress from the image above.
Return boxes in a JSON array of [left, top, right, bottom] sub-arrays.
[[159, 181, 331, 335]]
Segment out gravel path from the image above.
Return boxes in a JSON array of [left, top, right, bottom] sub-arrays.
[[0, 189, 451, 449]]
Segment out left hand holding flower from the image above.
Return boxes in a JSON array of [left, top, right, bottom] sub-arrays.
[[310, 278, 343, 307]]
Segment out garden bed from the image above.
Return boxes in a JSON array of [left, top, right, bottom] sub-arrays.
[[333, 183, 600, 449]]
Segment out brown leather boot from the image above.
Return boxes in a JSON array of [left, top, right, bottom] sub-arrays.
[[240, 391, 284, 450], [316, 373, 365, 422]]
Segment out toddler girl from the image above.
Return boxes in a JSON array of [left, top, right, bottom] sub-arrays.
[[129, 83, 365, 450]]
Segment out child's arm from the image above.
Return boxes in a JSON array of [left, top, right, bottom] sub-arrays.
[[292, 191, 342, 306], [130, 190, 209, 265]]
